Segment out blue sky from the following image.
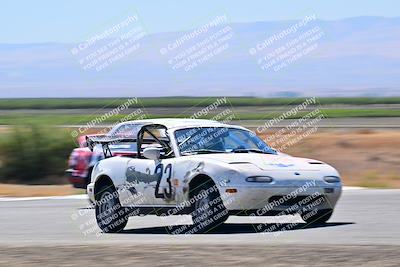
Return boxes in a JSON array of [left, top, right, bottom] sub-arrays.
[[1, 0, 400, 43]]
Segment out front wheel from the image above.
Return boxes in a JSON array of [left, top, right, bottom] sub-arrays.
[[301, 209, 333, 225], [191, 183, 229, 233], [95, 186, 128, 233]]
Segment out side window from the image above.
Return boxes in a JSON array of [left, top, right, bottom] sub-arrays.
[[141, 129, 164, 148], [139, 126, 174, 158], [108, 124, 142, 156]]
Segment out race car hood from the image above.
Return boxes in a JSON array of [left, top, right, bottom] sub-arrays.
[[193, 153, 325, 171]]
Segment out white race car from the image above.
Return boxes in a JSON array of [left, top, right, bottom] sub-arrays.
[[87, 119, 342, 233]]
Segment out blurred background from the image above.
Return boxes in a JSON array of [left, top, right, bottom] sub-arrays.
[[1, 1, 399, 194], [1, 1, 400, 266]]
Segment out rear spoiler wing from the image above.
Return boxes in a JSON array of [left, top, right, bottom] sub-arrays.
[[86, 136, 137, 158]]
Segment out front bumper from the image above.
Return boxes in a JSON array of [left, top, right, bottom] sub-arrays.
[[219, 183, 342, 214]]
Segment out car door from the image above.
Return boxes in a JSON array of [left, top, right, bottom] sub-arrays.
[[123, 157, 176, 206], [121, 123, 177, 207], [138, 124, 177, 206], [122, 157, 159, 206]]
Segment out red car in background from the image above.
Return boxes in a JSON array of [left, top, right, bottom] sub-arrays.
[[65, 135, 103, 188], [65, 122, 141, 189]]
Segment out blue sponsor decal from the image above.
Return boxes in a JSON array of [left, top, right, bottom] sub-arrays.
[[267, 163, 295, 168]]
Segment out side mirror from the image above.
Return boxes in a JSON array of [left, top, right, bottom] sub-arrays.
[[143, 147, 161, 161]]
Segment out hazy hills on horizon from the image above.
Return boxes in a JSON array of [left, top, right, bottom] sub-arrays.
[[0, 16, 399, 98]]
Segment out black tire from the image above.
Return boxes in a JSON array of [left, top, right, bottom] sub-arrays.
[[301, 209, 333, 225], [190, 182, 229, 233], [95, 185, 128, 233]]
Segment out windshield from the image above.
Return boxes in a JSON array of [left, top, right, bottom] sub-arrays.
[[175, 127, 276, 155]]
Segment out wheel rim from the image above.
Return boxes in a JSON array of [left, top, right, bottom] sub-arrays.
[[99, 191, 114, 217], [195, 190, 213, 220], [196, 190, 207, 208]]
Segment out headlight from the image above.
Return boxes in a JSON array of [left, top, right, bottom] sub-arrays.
[[323, 176, 341, 183], [246, 176, 274, 183]]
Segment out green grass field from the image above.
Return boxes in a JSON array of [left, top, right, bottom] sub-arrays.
[[0, 97, 400, 109], [0, 109, 399, 125], [0, 97, 399, 125]]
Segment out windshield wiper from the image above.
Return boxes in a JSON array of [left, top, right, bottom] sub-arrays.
[[231, 148, 276, 154], [181, 149, 226, 155]]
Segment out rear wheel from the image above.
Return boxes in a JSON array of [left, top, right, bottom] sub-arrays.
[[191, 182, 229, 233], [95, 185, 128, 233], [301, 209, 333, 225]]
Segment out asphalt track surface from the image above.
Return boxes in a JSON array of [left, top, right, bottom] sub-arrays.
[[1, 189, 399, 266]]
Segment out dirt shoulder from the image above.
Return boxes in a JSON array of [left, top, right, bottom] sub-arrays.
[[271, 129, 400, 188], [0, 244, 399, 267], [0, 184, 83, 197]]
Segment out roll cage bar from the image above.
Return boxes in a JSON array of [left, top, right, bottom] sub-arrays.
[[136, 124, 171, 158], [86, 123, 172, 158]]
